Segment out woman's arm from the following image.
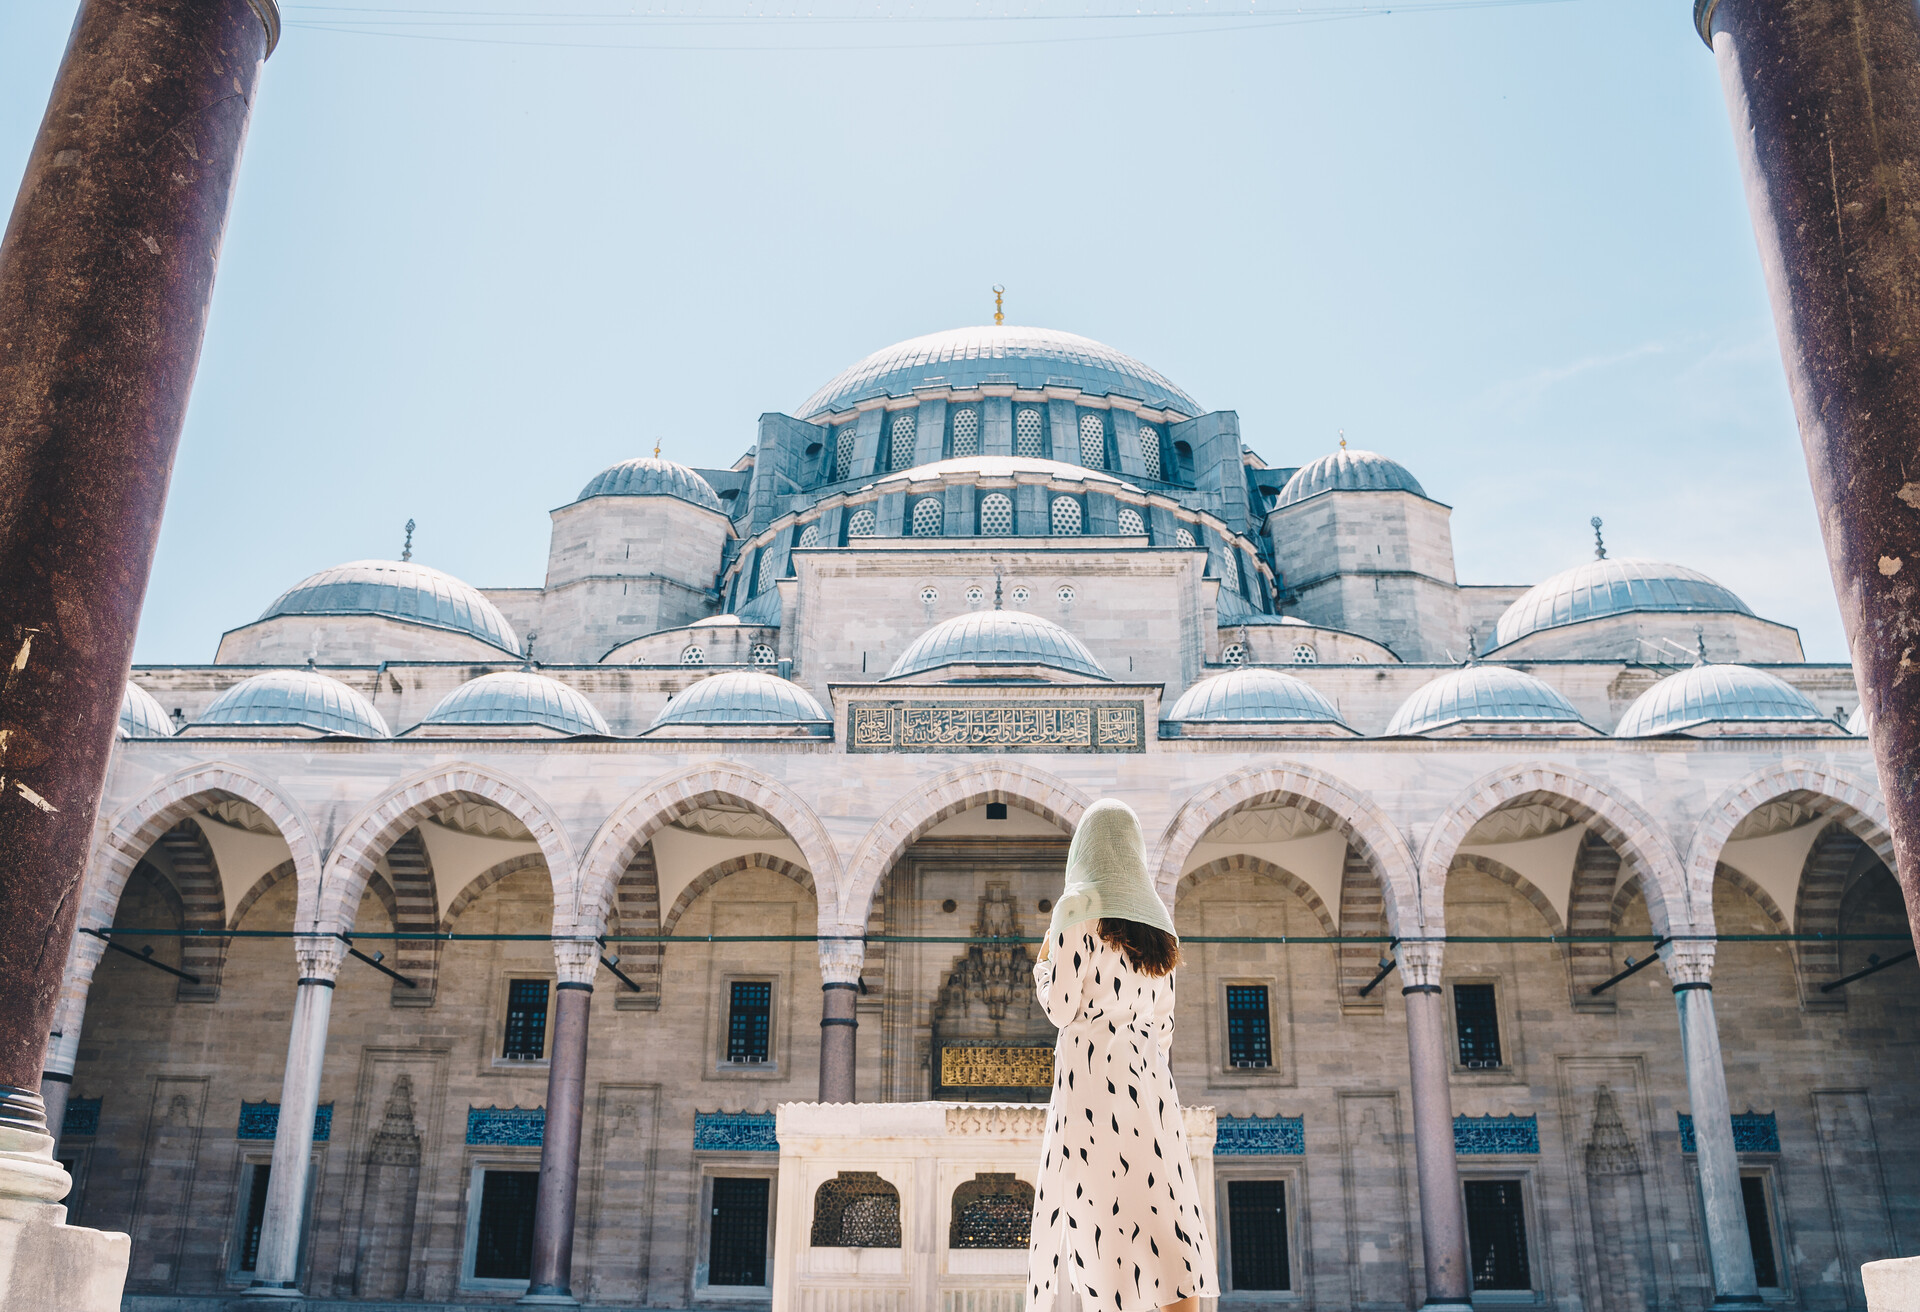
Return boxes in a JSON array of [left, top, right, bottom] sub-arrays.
[[1033, 924, 1094, 1028]]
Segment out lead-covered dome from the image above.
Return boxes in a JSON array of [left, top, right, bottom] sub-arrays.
[[650, 670, 829, 728], [262, 560, 520, 655], [1613, 664, 1836, 737], [1276, 449, 1426, 509], [1493, 558, 1752, 650], [1384, 665, 1589, 736], [120, 682, 172, 739], [576, 457, 724, 513], [887, 610, 1109, 681], [423, 671, 610, 736], [1165, 668, 1350, 726], [193, 671, 390, 738], [799, 326, 1200, 418]]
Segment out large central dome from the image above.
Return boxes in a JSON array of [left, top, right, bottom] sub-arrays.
[[799, 326, 1201, 418]]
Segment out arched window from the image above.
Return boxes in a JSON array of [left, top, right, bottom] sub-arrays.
[[889, 411, 917, 471], [1010, 586, 1031, 604], [1173, 440, 1195, 482], [1292, 643, 1318, 665], [980, 493, 1013, 536], [1078, 413, 1106, 469], [681, 646, 707, 665], [1015, 408, 1044, 458], [752, 643, 778, 665], [796, 523, 821, 549], [1221, 643, 1246, 666], [835, 424, 857, 480], [951, 407, 979, 458], [811, 1172, 901, 1248], [754, 548, 777, 595], [950, 1173, 1035, 1250], [847, 507, 877, 538], [1050, 496, 1083, 536], [1220, 549, 1241, 591], [1056, 585, 1076, 603], [1175, 527, 1197, 548], [911, 497, 943, 537], [1117, 507, 1145, 536], [1138, 425, 1162, 480], [965, 586, 984, 605]]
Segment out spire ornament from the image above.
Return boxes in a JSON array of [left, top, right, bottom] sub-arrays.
[[1592, 516, 1607, 560], [401, 518, 415, 563], [992, 286, 1005, 326]]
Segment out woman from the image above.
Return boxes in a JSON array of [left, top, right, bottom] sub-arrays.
[[1027, 798, 1217, 1312]]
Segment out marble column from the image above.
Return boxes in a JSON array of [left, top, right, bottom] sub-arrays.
[[524, 941, 596, 1305], [1397, 941, 1471, 1311], [40, 938, 107, 1155], [818, 938, 864, 1104], [1664, 944, 1761, 1306], [251, 936, 345, 1296]]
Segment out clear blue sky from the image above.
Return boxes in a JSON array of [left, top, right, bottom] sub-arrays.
[[1, 0, 1846, 664]]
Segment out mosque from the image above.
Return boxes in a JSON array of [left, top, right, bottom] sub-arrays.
[[56, 324, 1913, 1310]]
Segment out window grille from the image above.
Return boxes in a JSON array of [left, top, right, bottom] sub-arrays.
[[889, 412, 917, 471], [1453, 983, 1502, 1068], [1139, 426, 1162, 479], [1010, 586, 1031, 605], [980, 493, 1013, 536], [754, 548, 776, 595], [502, 979, 549, 1060], [847, 508, 877, 538], [951, 408, 979, 457], [1079, 413, 1106, 468], [1050, 496, 1083, 536], [911, 497, 943, 537], [1464, 1180, 1531, 1291], [1220, 549, 1241, 591], [1117, 507, 1145, 536], [1293, 644, 1317, 664], [1056, 585, 1076, 603], [237, 1164, 272, 1272], [727, 981, 772, 1063], [1221, 644, 1246, 666], [1226, 1180, 1290, 1291], [473, 1170, 539, 1280], [949, 1173, 1035, 1249], [1742, 1176, 1780, 1288], [1225, 985, 1272, 1067], [796, 523, 821, 549], [681, 645, 707, 665], [811, 1172, 901, 1248], [709, 1177, 771, 1287], [835, 425, 856, 480], [966, 586, 984, 604], [1016, 408, 1044, 458], [1175, 527, 1197, 548], [751, 643, 778, 666], [919, 586, 939, 604]]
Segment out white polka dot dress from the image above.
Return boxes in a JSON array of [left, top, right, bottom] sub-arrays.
[[1026, 923, 1217, 1312]]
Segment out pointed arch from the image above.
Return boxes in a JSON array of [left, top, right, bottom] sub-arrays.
[[1795, 824, 1867, 1008], [1445, 854, 1566, 936], [231, 859, 298, 930], [662, 855, 817, 937], [1173, 853, 1338, 937], [382, 830, 441, 1007], [153, 820, 226, 1000], [441, 855, 550, 931]]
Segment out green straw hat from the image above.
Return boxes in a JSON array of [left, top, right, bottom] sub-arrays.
[[1045, 798, 1177, 943]]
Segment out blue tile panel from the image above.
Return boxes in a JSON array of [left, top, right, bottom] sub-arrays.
[[238, 1101, 333, 1142], [1214, 1115, 1305, 1156], [61, 1097, 101, 1139], [467, 1106, 545, 1146], [1454, 1114, 1539, 1155], [1677, 1112, 1778, 1154], [694, 1112, 779, 1153]]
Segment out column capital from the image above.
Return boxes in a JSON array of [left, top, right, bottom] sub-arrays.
[[818, 936, 865, 987], [553, 938, 599, 988], [1660, 939, 1716, 988], [1395, 938, 1445, 991], [294, 935, 347, 982]]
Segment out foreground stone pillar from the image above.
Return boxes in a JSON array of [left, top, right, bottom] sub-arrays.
[[524, 944, 595, 1305], [1396, 943, 1471, 1310], [251, 937, 342, 1295], [1695, 0, 1920, 949], [1665, 946, 1761, 1305], [818, 938, 863, 1104]]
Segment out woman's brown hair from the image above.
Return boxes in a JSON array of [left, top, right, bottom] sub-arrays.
[[1097, 918, 1180, 977]]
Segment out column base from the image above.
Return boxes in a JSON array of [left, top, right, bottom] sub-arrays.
[[1710, 1298, 1767, 1308], [1865, 1256, 1920, 1312], [0, 1203, 130, 1312], [518, 1292, 582, 1306], [241, 1283, 304, 1299], [1420, 1302, 1474, 1311]]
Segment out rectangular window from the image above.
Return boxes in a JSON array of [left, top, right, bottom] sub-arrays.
[[709, 1176, 772, 1287], [1226, 1179, 1290, 1291], [727, 981, 772, 1063], [237, 1163, 272, 1273], [1454, 982, 1503, 1069], [1225, 985, 1272, 1068], [1742, 1175, 1780, 1288], [1464, 1179, 1531, 1291], [473, 1170, 539, 1280], [502, 979, 550, 1060]]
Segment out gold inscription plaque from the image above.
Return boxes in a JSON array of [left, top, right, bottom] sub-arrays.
[[848, 701, 1145, 753], [941, 1046, 1056, 1088]]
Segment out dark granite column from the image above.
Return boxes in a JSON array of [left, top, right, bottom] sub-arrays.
[[0, 0, 279, 1120], [524, 965, 593, 1304], [1695, 0, 1920, 949], [818, 938, 863, 1103]]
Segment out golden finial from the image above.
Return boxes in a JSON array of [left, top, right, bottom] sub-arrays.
[[993, 285, 1005, 326], [653, 439, 662, 459], [1338, 429, 1347, 450]]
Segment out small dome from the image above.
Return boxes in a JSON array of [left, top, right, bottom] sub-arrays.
[[887, 610, 1109, 681], [120, 682, 172, 739], [650, 670, 829, 728], [194, 671, 390, 738], [1165, 669, 1349, 726], [1614, 664, 1832, 737], [576, 457, 724, 513], [423, 671, 610, 736], [1384, 665, 1588, 736], [1276, 450, 1426, 509], [1493, 558, 1752, 649], [262, 560, 519, 655]]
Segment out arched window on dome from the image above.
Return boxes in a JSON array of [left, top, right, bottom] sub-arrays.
[[754, 547, 777, 595], [752, 643, 779, 666], [1173, 440, 1195, 483], [847, 507, 878, 539], [1015, 408, 1045, 458], [951, 407, 979, 458], [835, 424, 857, 481], [681, 646, 707, 665], [1117, 507, 1146, 537], [1078, 413, 1107, 469], [796, 523, 821, 550], [1220, 549, 1241, 593], [980, 493, 1013, 537], [1138, 426, 1162, 480], [1175, 526, 1197, 548], [1050, 496, 1083, 537], [889, 411, 917, 471], [1221, 643, 1246, 666], [911, 497, 943, 537], [1292, 643, 1318, 665]]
